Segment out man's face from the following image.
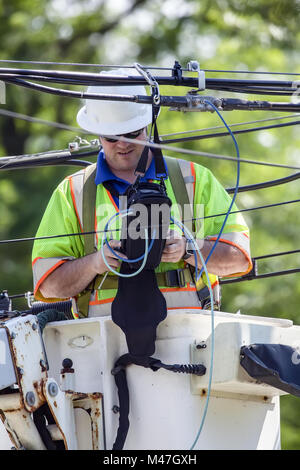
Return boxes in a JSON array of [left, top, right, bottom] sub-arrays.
[[100, 128, 147, 173]]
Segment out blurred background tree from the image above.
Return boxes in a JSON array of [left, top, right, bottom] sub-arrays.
[[0, 0, 299, 449]]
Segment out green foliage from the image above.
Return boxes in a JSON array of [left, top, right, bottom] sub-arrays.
[[0, 0, 300, 449]]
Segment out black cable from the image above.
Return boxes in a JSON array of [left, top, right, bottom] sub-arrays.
[[0, 67, 297, 87], [0, 150, 98, 171], [162, 120, 300, 144], [192, 198, 300, 222], [220, 268, 300, 284], [3, 75, 297, 96], [1, 60, 300, 76], [253, 249, 300, 260], [2, 76, 300, 115], [1, 198, 299, 246], [1, 70, 299, 96], [6, 249, 300, 302], [226, 171, 300, 194]]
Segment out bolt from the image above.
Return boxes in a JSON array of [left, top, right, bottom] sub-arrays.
[[112, 405, 120, 414], [48, 382, 59, 397], [62, 358, 73, 369], [196, 342, 207, 349], [25, 391, 36, 406]]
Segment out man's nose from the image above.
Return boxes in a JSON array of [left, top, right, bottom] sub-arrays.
[[116, 139, 130, 149]]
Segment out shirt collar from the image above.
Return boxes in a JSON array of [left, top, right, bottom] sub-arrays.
[[94, 150, 167, 186]]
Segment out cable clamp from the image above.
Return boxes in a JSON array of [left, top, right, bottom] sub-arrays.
[[170, 95, 222, 112], [25, 291, 34, 308], [68, 136, 100, 153], [187, 60, 206, 91]]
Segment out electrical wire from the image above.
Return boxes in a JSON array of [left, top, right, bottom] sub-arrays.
[[254, 248, 300, 260], [161, 113, 300, 138], [2, 134, 300, 172], [8, 248, 300, 301], [197, 100, 240, 279], [1, 198, 299, 246], [2, 107, 299, 143], [0, 108, 82, 133], [1, 69, 300, 99], [162, 119, 300, 144], [226, 171, 300, 194], [1, 60, 300, 76]]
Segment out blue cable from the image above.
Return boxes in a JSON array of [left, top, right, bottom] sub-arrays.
[[175, 101, 241, 449], [197, 99, 241, 280], [101, 229, 150, 278], [101, 209, 156, 278], [103, 210, 155, 263], [171, 216, 214, 450]]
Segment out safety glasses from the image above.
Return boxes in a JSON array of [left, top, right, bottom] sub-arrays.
[[102, 128, 144, 143]]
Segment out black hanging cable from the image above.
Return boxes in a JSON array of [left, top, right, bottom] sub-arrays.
[[7, 249, 300, 301], [253, 249, 300, 260], [1, 198, 300, 246], [0, 69, 300, 106], [191, 198, 300, 222], [1, 60, 300, 76], [2, 136, 300, 171], [0, 67, 297, 89], [162, 119, 300, 144], [226, 171, 300, 194], [220, 268, 300, 284]]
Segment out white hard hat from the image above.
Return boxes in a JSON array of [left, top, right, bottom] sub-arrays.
[[77, 69, 153, 135]]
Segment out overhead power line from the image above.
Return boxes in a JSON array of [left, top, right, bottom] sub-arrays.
[[0, 197, 299, 246]]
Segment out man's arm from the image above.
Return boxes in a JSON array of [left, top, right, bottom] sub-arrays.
[[39, 240, 123, 299], [185, 239, 249, 276], [161, 232, 249, 277]]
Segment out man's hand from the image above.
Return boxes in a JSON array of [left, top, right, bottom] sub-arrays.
[[40, 239, 126, 299], [93, 239, 126, 274], [161, 229, 186, 263]]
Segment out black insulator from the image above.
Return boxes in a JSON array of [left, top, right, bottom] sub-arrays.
[[30, 300, 73, 318]]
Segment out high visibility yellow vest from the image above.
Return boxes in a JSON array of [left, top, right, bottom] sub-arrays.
[[32, 157, 252, 317]]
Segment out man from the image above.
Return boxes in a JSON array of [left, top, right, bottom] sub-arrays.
[[32, 69, 252, 318]]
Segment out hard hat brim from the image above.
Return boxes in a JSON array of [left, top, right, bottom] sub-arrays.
[[77, 104, 153, 136]]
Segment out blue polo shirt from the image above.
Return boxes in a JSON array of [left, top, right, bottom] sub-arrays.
[[94, 150, 168, 206]]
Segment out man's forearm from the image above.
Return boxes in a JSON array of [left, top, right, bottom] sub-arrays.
[[39, 239, 123, 299], [39, 253, 99, 299], [186, 239, 249, 276]]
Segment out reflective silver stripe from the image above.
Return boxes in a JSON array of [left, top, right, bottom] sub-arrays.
[[33, 256, 75, 291], [87, 290, 202, 317], [178, 159, 194, 207], [68, 169, 85, 229], [206, 231, 251, 256]]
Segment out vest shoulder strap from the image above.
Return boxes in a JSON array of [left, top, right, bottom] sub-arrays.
[[165, 156, 194, 234], [82, 162, 97, 256]]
